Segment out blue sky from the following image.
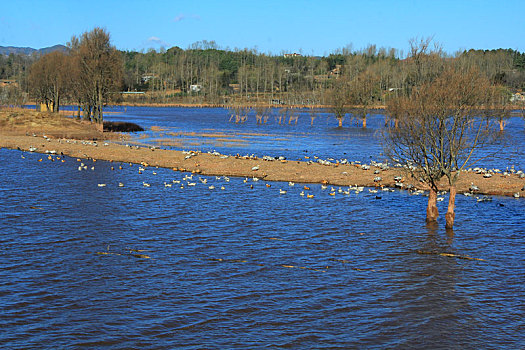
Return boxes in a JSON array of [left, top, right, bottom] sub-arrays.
[[1, 0, 524, 56]]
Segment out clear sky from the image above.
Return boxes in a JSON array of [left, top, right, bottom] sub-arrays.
[[1, 0, 524, 56]]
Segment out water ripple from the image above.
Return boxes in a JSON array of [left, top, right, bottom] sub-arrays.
[[1, 136, 524, 349]]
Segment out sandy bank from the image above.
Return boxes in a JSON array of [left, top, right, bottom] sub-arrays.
[[1, 133, 524, 198]]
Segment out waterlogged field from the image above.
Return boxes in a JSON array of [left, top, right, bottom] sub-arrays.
[[1, 107, 524, 348], [101, 106, 525, 171]]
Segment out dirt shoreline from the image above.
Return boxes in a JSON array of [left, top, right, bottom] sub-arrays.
[[1, 133, 524, 198], [1, 109, 523, 197]]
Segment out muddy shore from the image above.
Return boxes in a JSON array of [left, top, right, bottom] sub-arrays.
[[1, 109, 524, 197], [1, 132, 524, 198]]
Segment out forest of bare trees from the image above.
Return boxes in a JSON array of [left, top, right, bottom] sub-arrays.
[[1, 32, 524, 126], [5, 28, 122, 123]]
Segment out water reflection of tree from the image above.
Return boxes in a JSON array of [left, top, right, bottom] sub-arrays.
[[377, 227, 481, 348]]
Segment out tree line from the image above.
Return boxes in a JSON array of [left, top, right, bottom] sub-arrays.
[[25, 28, 122, 122], [1, 30, 524, 123]]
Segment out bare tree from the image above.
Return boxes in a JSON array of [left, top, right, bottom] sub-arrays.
[[255, 102, 270, 124], [383, 67, 495, 229], [28, 51, 68, 112], [348, 68, 381, 128], [68, 27, 122, 123], [326, 77, 349, 127], [486, 85, 512, 131], [307, 105, 319, 126]]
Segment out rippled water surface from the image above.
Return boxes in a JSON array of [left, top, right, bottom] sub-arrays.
[[2, 107, 525, 348], [102, 106, 525, 170]]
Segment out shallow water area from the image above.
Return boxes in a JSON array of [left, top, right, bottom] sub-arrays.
[[98, 106, 525, 171], [1, 146, 524, 348]]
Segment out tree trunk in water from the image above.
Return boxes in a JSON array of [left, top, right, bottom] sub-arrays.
[[499, 119, 505, 131], [445, 185, 457, 229], [426, 188, 439, 223]]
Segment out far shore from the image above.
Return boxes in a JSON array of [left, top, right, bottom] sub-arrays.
[[23, 102, 388, 110], [1, 109, 524, 197]]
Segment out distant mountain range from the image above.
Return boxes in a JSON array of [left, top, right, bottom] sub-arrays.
[[0, 44, 68, 56]]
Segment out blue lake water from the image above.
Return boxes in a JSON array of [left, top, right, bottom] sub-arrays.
[[100, 106, 525, 170], [1, 107, 524, 348]]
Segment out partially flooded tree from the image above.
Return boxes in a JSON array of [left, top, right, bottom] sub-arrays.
[[277, 106, 288, 125], [307, 105, 319, 126], [520, 99, 525, 126], [486, 85, 512, 131], [348, 68, 381, 128], [326, 77, 349, 127], [254, 102, 271, 124], [383, 67, 495, 229]]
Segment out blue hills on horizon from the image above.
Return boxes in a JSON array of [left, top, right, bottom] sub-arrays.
[[0, 44, 68, 56]]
